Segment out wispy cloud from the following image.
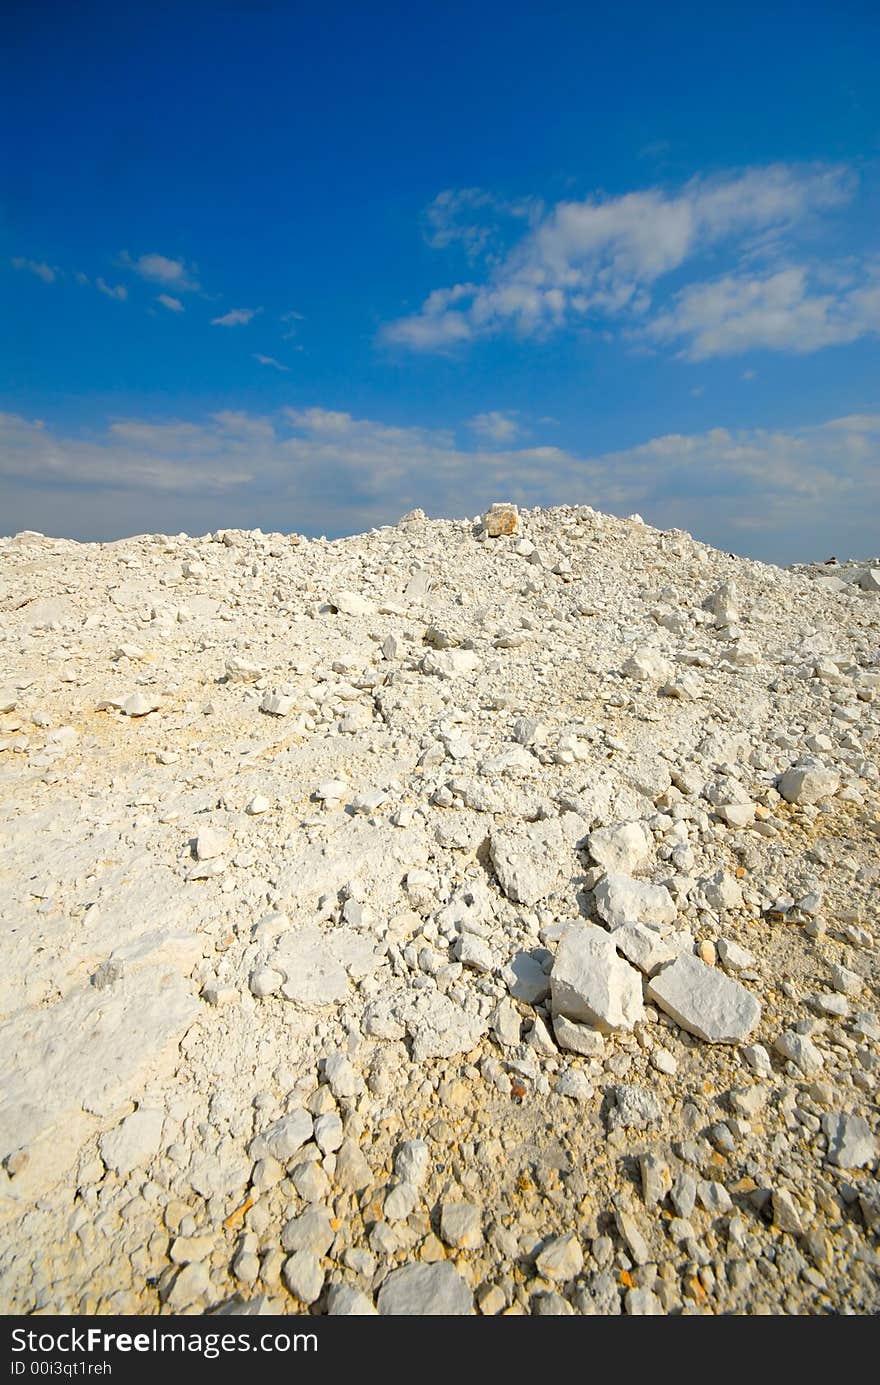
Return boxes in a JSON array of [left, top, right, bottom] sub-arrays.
[[468, 410, 520, 443], [645, 263, 880, 359], [383, 163, 858, 356], [284, 407, 354, 432], [211, 410, 275, 438], [212, 307, 261, 327], [253, 352, 288, 370], [2, 406, 878, 561], [74, 271, 89, 286], [11, 257, 58, 284], [423, 187, 542, 263], [96, 277, 128, 301], [120, 251, 200, 291], [281, 309, 305, 340], [638, 139, 672, 161], [156, 293, 184, 312]]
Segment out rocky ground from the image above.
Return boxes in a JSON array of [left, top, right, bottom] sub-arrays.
[[0, 502, 878, 1316]]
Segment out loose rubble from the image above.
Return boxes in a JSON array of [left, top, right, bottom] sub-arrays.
[[0, 503, 877, 1316]]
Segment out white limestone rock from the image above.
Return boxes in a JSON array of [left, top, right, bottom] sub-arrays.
[[250, 1110, 313, 1163], [394, 1140, 429, 1188], [323, 1053, 363, 1099], [646, 952, 760, 1043], [594, 872, 676, 930], [281, 1208, 334, 1256], [396, 990, 488, 1061], [225, 657, 264, 683], [501, 951, 551, 1005], [440, 1200, 482, 1250], [535, 1232, 584, 1282], [0, 966, 198, 1207], [822, 1112, 876, 1169], [772, 1189, 805, 1236], [622, 647, 674, 683], [491, 997, 523, 1046], [421, 648, 480, 678], [121, 692, 159, 717], [186, 858, 225, 881], [479, 744, 536, 777], [853, 567, 880, 593], [327, 1284, 377, 1315], [552, 1013, 605, 1057], [271, 927, 351, 1008], [166, 1262, 211, 1310], [314, 1113, 344, 1156], [703, 580, 739, 627], [314, 779, 349, 804], [454, 932, 494, 973], [613, 921, 690, 977], [716, 800, 756, 828], [829, 963, 861, 996], [555, 1069, 594, 1102], [333, 1139, 372, 1192], [99, 1108, 164, 1176], [587, 821, 651, 874], [717, 938, 755, 972], [778, 758, 841, 805], [775, 1029, 824, 1076], [377, 1261, 473, 1315], [282, 1251, 324, 1304], [698, 868, 744, 912], [330, 591, 375, 617], [260, 691, 295, 717], [194, 826, 231, 861], [384, 1182, 418, 1222], [551, 924, 644, 1033], [608, 1084, 662, 1131], [489, 819, 567, 905]]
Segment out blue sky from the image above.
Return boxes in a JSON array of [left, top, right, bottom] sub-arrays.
[[2, 0, 879, 561]]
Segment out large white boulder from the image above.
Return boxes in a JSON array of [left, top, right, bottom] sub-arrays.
[[551, 924, 644, 1033], [646, 952, 760, 1043]]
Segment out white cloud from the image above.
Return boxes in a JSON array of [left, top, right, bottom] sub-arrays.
[[120, 251, 199, 291], [108, 420, 217, 452], [3, 406, 878, 562], [253, 353, 288, 371], [646, 264, 880, 359], [281, 309, 305, 340], [11, 257, 57, 283], [0, 413, 254, 495], [156, 293, 184, 312], [284, 407, 353, 432], [383, 283, 477, 350], [212, 410, 275, 438], [74, 271, 89, 286], [96, 277, 128, 301], [468, 411, 520, 443], [383, 163, 856, 352], [424, 188, 543, 262], [213, 307, 261, 327], [424, 188, 495, 257]]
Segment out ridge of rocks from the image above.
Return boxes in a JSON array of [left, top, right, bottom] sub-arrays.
[[0, 501, 877, 1316]]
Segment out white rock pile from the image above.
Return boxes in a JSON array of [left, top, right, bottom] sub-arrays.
[[0, 503, 877, 1316]]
